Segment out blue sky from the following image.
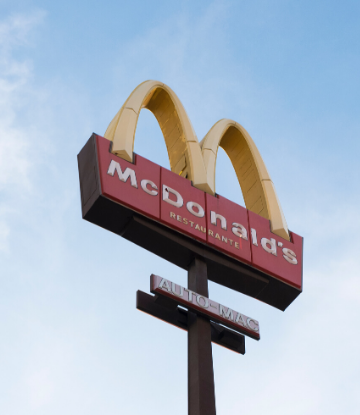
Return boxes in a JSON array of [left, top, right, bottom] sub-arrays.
[[0, 1, 359, 414]]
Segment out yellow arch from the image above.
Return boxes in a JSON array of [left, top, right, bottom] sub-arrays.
[[104, 80, 211, 194], [104, 81, 289, 240], [200, 119, 289, 240]]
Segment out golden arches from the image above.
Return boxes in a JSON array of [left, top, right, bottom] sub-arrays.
[[104, 80, 211, 194], [104, 81, 289, 240], [200, 120, 289, 240]]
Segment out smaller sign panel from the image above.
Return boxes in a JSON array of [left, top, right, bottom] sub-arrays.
[[150, 274, 260, 340]]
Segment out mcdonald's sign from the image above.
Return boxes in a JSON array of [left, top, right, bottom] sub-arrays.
[[78, 81, 303, 310]]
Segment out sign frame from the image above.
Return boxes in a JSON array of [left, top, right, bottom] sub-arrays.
[[78, 133, 303, 311], [150, 275, 260, 340]]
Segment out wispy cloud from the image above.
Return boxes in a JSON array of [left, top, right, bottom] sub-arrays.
[[0, 11, 49, 185], [0, 11, 46, 251]]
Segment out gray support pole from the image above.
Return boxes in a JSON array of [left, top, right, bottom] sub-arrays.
[[188, 257, 216, 415]]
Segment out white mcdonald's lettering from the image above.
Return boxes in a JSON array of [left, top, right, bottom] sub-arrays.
[[251, 228, 258, 246], [162, 185, 183, 208], [107, 160, 298, 266], [261, 237, 277, 256], [186, 201, 205, 218], [107, 160, 138, 188], [231, 222, 248, 240], [210, 211, 227, 230], [141, 179, 158, 196], [107, 160, 298, 265], [282, 248, 298, 265]]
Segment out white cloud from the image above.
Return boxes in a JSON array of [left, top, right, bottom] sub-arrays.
[[0, 9, 93, 256], [0, 12, 53, 254], [0, 11, 46, 189], [0, 12, 45, 48]]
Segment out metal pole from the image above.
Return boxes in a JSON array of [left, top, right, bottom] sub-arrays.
[[188, 257, 216, 415]]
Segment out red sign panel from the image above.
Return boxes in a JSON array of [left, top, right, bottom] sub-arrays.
[[151, 275, 260, 340], [84, 134, 303, 304]]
